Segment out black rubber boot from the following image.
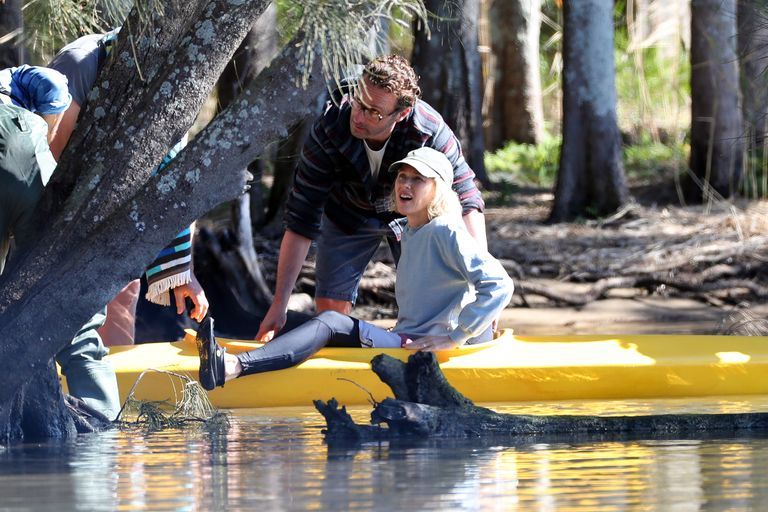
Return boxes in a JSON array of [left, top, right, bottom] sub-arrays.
[[196, 316, 226, 391]]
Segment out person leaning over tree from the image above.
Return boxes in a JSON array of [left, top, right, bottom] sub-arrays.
[[256, 54, 487, 342], [198, 147, 513, 389], [48, 29, 209, 347], [0, 65, 69, 272], [0, 65, 123, 419]]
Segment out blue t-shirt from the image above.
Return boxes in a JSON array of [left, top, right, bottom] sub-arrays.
[[0, 65, 71, 115]]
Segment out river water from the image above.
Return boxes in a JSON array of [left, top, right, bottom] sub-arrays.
[[2, 397, 768, 511]]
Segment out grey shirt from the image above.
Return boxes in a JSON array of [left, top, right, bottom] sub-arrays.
[[48, 33, 104, 107], [394, 215, 514, 345]]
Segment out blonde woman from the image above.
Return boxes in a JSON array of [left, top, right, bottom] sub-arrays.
[[198, 147, 513, 390]]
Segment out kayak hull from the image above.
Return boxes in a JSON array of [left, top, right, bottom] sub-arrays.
[[94, 329, 768, 408]]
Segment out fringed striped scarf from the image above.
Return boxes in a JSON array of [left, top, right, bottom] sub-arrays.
[[145, 227, 192, 305]]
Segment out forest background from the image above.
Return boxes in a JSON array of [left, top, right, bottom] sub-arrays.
[[0, 0, 766, 440], [3, 0, 768, 337], [161, 0, 768, 339]]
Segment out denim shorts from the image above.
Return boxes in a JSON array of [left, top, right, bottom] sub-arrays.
[[315, 215, 399, 304]]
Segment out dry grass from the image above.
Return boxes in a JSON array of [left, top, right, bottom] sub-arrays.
[[116, 369, 229, 432]]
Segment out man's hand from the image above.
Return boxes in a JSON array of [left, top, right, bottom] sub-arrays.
[[403, 335, 459, 352], [255, 230, 312, 342], [256, 304, 287, 342], [172, 273, 209, 322]]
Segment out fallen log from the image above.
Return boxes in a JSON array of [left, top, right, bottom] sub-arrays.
[[314, 351, 768, 442]]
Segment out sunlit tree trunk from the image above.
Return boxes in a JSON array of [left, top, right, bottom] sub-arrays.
[[218, 3, 278, 229], [0, 0, 25, 68], [738, 0, 768, 144], [206, 4, 279, 312], [549, 0, 627, 222], [412, 0, 488, 185], [689, 0, 743, 200], [487, 0, 544, 148]]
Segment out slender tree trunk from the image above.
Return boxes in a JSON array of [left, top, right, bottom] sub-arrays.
[[217, 2, 279, 228], [264, 119, 312, 232], [487, 0, 545, 148], [0, 0, 25, 68], [737, 0, 768, 145], [688, 0, 743, 201], [195, 4, 278, 317], [412, 0, 489, 185], [549, 0, 627, 222]]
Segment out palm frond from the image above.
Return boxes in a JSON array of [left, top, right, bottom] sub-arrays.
[[283, 0, 428, 88]]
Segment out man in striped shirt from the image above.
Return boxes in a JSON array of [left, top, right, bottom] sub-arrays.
[[256, 55, 486, 341]]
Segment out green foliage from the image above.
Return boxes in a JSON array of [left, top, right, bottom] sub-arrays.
[[388, 5, 418, 57], [623, 136, 688, 183], [740, 147, 768, 199], [278, 0, 428, 89], [485, 135, 561, 188], [485, 135, 688, 191], [22, 0, 134, 60], [613, 29, 690, 139], [538, 0, 563, 121]]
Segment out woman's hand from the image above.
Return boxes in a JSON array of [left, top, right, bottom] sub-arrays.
[[403, 335, 459, 352]]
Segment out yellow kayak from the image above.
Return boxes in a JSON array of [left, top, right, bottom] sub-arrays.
[[98, 329, 768, 408]]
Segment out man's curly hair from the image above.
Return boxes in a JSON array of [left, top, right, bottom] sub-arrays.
[[362, 55, 421, 109]]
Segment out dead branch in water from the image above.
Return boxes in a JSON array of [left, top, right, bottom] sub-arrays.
[[314, 352, 768, 441]]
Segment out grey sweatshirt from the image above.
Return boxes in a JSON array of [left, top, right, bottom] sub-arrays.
[[394, 215, 514, 345]]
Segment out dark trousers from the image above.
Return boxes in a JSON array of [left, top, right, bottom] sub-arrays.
[[237, 311, 360, 376]]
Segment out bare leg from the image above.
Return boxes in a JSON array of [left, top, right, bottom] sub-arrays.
[[315, 297, 352, 315], [224, 354, 241, 382]]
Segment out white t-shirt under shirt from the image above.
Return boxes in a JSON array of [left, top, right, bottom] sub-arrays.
[[364, 138, 389, 180]]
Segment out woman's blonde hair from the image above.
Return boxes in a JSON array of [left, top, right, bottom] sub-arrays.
[[391, 170, 462, 221], [427, 177, 462, 220]]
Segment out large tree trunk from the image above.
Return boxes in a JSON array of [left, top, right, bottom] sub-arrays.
[[486, 0, 545, 148], [737, 0, 768, 146], [0, 0, 25, 68], [548, 0, 628, 223], [412, 0, 489, 186], [135, 6, 282, 343], [688, 0, 743, 201], [0, 0, 326, 442]]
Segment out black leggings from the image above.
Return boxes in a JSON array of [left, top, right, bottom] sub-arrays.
[[237, 310, 361, 377]]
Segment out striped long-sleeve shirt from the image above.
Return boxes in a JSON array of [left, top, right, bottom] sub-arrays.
[[284, 96, 484, 239]]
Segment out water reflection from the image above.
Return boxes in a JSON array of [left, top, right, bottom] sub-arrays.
[[1, 398, 768, 510]]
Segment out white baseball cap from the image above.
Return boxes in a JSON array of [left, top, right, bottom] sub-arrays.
[[389, 147, 453, 184]]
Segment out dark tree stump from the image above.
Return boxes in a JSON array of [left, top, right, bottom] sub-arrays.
[[64, 395, 114, 434], [314, 352, 768, 441]]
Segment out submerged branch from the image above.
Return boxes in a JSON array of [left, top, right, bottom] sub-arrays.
[[315, 352, 768, 441]]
